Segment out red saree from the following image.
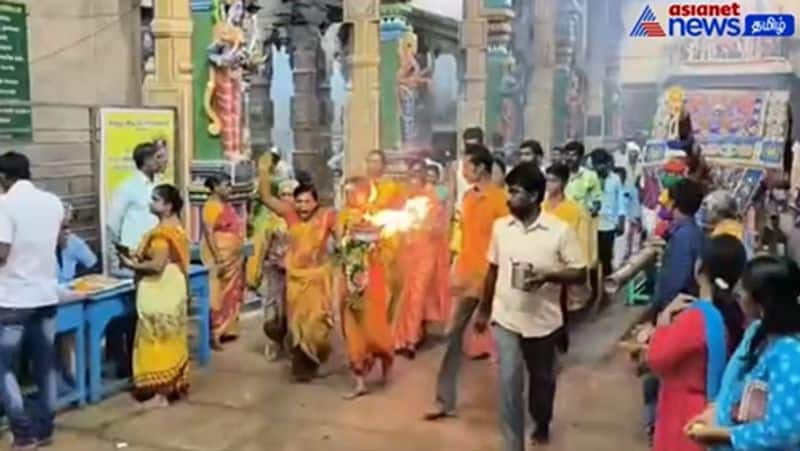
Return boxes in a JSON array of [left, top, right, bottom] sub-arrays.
[[201, 199, 246, 341]]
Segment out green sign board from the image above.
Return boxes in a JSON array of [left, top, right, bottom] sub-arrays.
[[0, 1, 31, 141]]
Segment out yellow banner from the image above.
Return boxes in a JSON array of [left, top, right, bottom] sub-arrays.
[[99, 107, 176, 272]]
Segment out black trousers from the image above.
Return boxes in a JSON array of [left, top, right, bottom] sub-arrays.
[[523, 331, 558, 428], [597, 230, 616, 278]]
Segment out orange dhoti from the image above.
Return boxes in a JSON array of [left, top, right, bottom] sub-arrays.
[[394, 236, 436, 351], [341, 249, 393, 376]]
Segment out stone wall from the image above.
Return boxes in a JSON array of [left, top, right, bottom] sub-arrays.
[[15, 0, 142, 245]]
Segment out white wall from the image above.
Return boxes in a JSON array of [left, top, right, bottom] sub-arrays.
[[411, 0, 462, 19]]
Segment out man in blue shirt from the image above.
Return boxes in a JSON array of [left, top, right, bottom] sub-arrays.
[[612, 166, 643, 269], [57, 204, 98, 283], [652, 178, 705, 313], [590, 149, 625, 286]]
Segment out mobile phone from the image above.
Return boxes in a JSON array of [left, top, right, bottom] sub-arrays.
[[113, 242, 131, 258]]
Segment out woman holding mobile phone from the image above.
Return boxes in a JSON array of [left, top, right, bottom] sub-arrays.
[[118, 184, 190, 408]]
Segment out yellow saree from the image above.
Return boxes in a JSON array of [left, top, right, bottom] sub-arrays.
[[132, 223, 191, 401], [285, 208, 336, 380]]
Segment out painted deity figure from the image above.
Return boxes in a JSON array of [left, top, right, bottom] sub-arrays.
[[204, 0, 263, 159], [396, 31, 431, 147], [665, 86, 685, 141]]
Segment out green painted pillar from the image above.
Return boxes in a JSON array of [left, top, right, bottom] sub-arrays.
[[379, 3, 411, 151], [191, 0, 222, 161], [483, 2, 514, 148]]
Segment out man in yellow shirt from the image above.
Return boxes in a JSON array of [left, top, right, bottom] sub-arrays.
[[542, 163, 591, 349]]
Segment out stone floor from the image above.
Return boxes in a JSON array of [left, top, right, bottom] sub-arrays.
[[44, 301, 648, 451]]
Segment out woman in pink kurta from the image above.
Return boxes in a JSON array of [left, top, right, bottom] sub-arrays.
[[647, 235, 746, 451]]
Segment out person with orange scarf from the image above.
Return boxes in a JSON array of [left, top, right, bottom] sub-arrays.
[[335, 177, 394, 399], [201, 175, 246, 350], [394, 160, 447, 358], [258, 159, 336, 382], [423, 162, 453, 335], [117, 184, 191, 408], [364, 150, 407, 320]]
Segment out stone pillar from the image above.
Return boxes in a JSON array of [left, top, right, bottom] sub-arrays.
[[483, 1, 514, 150], [584, 0, 607, 146], [248, 0, 283, 158], [458, 0, 488, 155], [144, 0, 193, 189], [552, 1, 585, 146], [344, 0, 381, 177], [525, 0, 558, 152], [290, 14, 329, 192], [602, 0, 623, 142]]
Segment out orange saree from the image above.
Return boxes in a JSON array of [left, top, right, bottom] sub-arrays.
[[201, 199, 246, 341], [395, 185, 447, 352], [132, 223, 191, 401], [369, 178, 407, 320], [424, 187, 453, 328], [337, 209, 393, 376]]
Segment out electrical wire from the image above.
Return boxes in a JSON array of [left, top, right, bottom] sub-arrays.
[[30, 1, 142, 66]]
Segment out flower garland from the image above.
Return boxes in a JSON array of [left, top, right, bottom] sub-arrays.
[[335, 235, 375, 316]]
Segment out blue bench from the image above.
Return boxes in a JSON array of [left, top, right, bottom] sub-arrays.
[[85, 265, 210, 404]]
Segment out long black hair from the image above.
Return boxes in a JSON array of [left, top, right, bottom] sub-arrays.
[[740, 255, 800, 371], [153, 184, 184, 216], [698, 235, 747, 349]]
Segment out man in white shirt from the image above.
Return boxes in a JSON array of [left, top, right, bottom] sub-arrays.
[[475, 162, 587, 451], [106, 141, 167, 258], [0, 151, 64, 449], [105, 140, 167, 378]]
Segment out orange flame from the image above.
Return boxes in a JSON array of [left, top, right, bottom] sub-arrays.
[[364, 196, 431, 238]]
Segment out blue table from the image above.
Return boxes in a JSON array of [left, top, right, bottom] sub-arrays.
[[55, 299, 87, 408], [85, 265, 210, 403]]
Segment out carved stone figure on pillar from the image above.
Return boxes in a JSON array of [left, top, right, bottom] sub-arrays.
[[500, 56, 522, 149], [565, 71, 585, 140], [397, 31, 431, 149]]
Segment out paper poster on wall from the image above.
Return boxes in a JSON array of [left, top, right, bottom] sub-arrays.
[[99, 107, 176, 273]]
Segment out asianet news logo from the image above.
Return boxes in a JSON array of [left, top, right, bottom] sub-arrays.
[[630, 3, 795, 38]]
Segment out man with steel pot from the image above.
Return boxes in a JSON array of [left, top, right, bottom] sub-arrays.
[[474, 162, 587, 451]]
